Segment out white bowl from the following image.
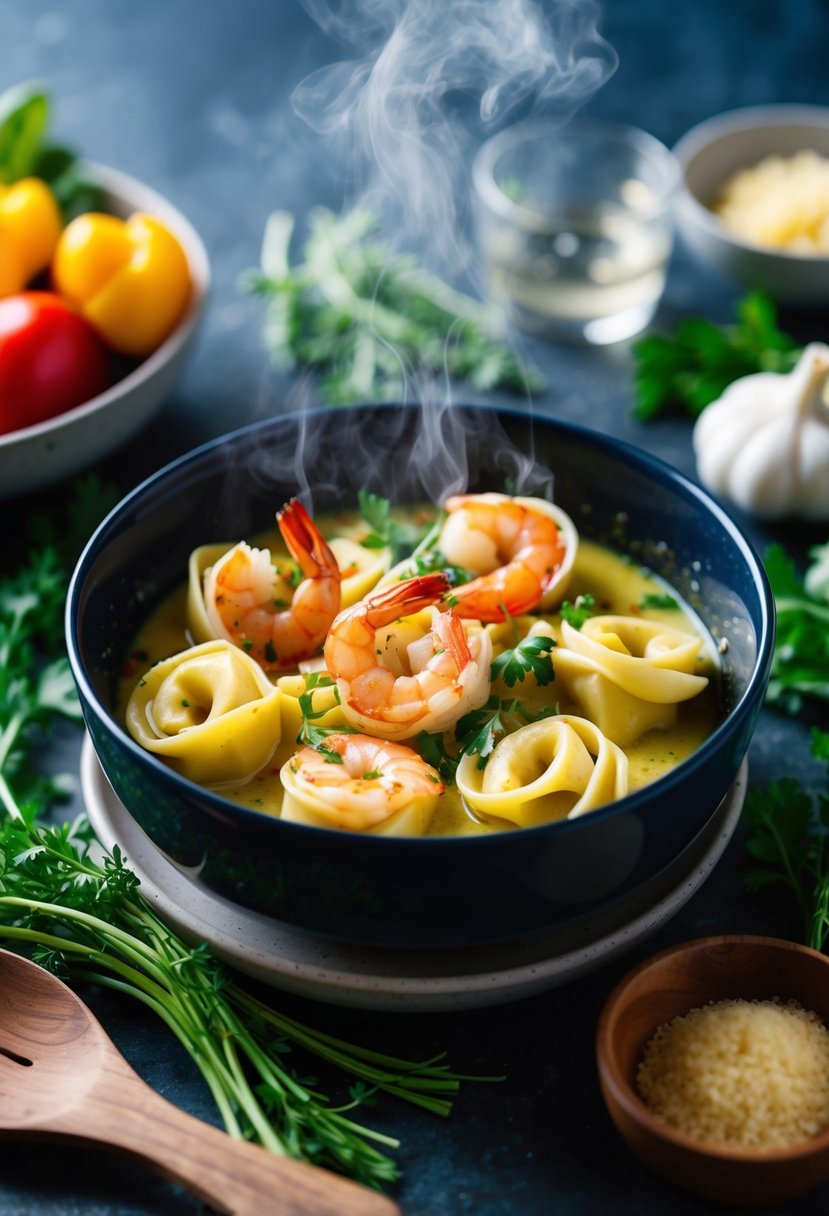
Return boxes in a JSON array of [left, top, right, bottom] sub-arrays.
[[673, 105, 829, 304], [0, 162, 210, 499]]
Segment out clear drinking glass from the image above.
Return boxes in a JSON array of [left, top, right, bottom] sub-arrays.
[[472, 118, 680, 345]]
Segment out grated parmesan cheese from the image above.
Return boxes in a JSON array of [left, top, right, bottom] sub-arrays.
[[636, 998, 829, 1148], [712, 150, 829, 254]]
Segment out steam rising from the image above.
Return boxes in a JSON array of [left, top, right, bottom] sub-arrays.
[[283, 0, 616, 507], [294, 0, 617, 266]]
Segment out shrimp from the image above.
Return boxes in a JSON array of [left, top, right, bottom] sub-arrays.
[[281, 733, 444, 833], [323, 572, 493, 740], [204, 498, 341, 672], [437, 492, 571, 622]]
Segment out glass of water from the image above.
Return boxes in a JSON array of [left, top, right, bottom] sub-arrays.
[[472, 118, 680, 345]]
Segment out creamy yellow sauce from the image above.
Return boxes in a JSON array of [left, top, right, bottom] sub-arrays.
[[119, 515, 720, 838]]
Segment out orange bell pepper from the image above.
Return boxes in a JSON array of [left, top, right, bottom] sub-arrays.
[[0, 177, 62, 296], [52, 212, 191, 357]]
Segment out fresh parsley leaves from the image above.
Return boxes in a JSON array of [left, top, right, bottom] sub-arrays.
[[491, 634, 555, 688], [744, 728, 829, 951], [639, 592, 679, 611], [765, 543, 829, 713], [560, 594, 597, 629], [456, 697, 556, 771], [632, 292, 801, 422], [296, 673, 353, 750]]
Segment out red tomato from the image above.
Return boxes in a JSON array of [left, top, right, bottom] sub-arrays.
[[0, 291, 111, 435]]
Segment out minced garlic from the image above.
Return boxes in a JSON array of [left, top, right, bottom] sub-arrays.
[[636, 998, 829, 1148], [713, 150, 829, 254]]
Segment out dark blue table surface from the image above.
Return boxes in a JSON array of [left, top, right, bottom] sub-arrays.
[[1, 2, 828, 1212]]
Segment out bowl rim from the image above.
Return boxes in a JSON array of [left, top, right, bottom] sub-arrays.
[[66, 403, 775, 853], [673, 104, 829, 266], [596, 933, 829, 1163], [472, 115, 681, 228], [0, 159, 211, 451]]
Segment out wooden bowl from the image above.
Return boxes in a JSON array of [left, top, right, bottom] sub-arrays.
[[596, 935, 829, 1205]]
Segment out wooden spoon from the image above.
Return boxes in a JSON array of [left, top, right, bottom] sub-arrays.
[[0, 948, 400, 1215]]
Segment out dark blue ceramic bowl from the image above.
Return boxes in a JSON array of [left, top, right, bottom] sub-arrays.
[[67, 405, 774, 948]]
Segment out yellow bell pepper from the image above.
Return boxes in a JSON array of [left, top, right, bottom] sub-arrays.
[[0, 177, 62, 296], [52, 211, 191, 357]]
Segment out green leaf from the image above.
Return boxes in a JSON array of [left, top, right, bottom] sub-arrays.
[[639, 593, 679, 611], [357, 489, 430, 562], [490, 635, 555, 688], [456, 695, 508, 769], [765, 543, 829, 714], [559, 594, 597, 630], [0, 82, 50, 181], [632, 293, 801, 423], [416, 731, 458, 785]]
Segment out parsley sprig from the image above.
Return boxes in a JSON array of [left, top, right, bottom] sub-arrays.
[[632, 292, 801, 422], [457, 697, 556, 771], [491, 634, 554, 688], [744, 728, 829, 952], [765, 542, 829, 713], [559, 594, 596, 630], [244, 208, 543, 405]]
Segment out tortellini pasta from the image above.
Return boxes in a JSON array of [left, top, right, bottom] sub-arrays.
[[125, 640, 283, 786], [457, 714, 629, 827], [553, 615, 710, 747]]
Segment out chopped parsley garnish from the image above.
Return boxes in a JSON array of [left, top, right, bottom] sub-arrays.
[[417, 730, 460, 784], [560, 594, 597, 629], [490, 634, 555, 688], [296, 674, 354, 750], [639, 592, 679, 611], [456, 697, 557, 771], [357, 489, 432, 561]]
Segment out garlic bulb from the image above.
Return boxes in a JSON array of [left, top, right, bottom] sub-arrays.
[[693, 343, 829, 519]]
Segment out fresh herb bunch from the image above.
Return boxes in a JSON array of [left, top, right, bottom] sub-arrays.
[[0, 531, 492, 1188], [744, 728, 829, 952], [632, 292, 801, 422], [243, 208, 543, 405], [0, 81, 105, 219], [765, 542, 829, 713]]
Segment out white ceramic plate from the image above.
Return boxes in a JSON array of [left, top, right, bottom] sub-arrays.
[[81, 737, 747, 1013], [0, 162, 210, 498]]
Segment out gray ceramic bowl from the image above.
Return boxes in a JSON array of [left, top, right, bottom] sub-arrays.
[[0, 162, 210, 499], [673, 105, 829, 303], [67, 406, 774, 949]]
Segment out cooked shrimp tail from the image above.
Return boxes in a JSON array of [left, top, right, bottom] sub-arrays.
[[437, 492, 576, 622], [205, 497, 341, 671]]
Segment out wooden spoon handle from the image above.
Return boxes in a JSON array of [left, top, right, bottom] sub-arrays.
[[48, 1052, 401, 1216]]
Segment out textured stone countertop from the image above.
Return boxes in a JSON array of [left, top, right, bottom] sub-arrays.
[[1, 2, 828, 1212]]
